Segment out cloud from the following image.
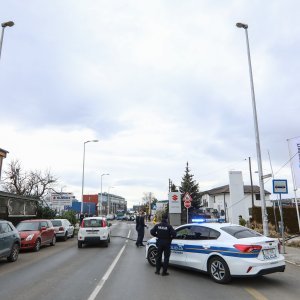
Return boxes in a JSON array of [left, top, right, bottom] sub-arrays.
[[1, 1, 300, 207]]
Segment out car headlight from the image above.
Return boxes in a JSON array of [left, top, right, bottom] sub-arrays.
[[26, 234, 35, 241]]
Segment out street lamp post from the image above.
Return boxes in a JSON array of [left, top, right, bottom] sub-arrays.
[[81, 140, 98, 214], [236, 22, 269, 236], [0, 21, 14, 61], [100, 173, 109, 216]]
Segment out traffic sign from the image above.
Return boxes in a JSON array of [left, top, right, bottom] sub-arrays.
[[184, 200, 191, 208], [273, 179, 288, 194], [183, 192, 192, 202]]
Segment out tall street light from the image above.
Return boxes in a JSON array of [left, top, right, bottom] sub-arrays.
[[100, 173, 109, 216], [236, 22, 269, 236], [81, 139, 98, 214], [0, 21, 14, 61]]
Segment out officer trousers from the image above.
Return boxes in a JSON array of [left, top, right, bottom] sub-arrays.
[[156, 240, 171, 273], [136, 227, 144, 246]]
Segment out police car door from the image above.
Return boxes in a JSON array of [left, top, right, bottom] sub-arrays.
[[185, 225, 220, 270], [170, 226, 193, 266]]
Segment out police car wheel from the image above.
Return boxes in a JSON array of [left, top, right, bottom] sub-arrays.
[[208, 256, 231, 284], [147, 247, 157, 266]]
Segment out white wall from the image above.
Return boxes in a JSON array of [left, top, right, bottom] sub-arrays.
[[228, 171, 248, 224]]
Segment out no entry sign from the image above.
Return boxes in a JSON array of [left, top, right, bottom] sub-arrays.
[[184, 200, 191, 208]]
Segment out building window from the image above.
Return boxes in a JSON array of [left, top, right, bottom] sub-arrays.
[[255, 194, 260, 200]]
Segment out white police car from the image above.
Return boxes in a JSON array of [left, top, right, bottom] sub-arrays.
[[146, 221, 285, 283]]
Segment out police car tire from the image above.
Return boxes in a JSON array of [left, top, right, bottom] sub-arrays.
[[208, 256, 231, 284], [147, 247, 157, 267]]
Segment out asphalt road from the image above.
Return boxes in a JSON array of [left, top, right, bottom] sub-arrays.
[[0, 221, 299, 300]]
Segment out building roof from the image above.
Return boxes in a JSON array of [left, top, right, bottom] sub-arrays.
[[201, 184, 271, 196], [0, 191, 39, 201]]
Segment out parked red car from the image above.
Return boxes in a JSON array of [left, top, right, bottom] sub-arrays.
[[16, 219, 56, 251]]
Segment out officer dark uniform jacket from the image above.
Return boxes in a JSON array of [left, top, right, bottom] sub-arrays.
[[150, 216, 176, 276]]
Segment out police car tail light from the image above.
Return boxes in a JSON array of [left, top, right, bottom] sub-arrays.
[[234, 244, 262, 253]]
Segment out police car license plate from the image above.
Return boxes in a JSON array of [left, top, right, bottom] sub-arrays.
[[263, 248, 277, 259]]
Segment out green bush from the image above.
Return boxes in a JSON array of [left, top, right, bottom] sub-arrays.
[[36, 203, 56, 219], [60, 210, 77, 226]]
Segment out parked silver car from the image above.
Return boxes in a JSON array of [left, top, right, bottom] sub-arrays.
[[51, 219, 75, 241]]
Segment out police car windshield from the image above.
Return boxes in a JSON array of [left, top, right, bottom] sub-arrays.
[[221, 226, 262, 239]]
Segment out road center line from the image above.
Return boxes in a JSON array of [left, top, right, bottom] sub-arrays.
[[245, 288, 268, 300], [87, 230, 131, 300]]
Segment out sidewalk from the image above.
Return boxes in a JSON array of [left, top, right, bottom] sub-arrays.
[[284, 246, 300, 266]]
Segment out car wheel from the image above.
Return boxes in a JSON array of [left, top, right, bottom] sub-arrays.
[[64, 232, 68, 241], [208, 256, 231, 284], [34, 239, 41, 252], [50, 235, 56, 246], [71, 231, 75, 238], [108, 235, 111, 243], [78, 241, 83, 248], [147, 247, 157, 267], [103, 238, 109, 247], [7, 243, 20, 262]]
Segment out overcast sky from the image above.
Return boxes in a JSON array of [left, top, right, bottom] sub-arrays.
[[1, 1, 299, 208]]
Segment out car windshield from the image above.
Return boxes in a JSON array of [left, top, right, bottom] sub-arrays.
[[17, 222, 39, 231], [221, 226, 262, 239], [83, 219, 102, 228], [51, 220, 62, 226]]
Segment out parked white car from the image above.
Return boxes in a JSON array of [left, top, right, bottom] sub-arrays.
[[51, 219, 75, 241], [146, 221, 285, 283], [106, 214, 114, 220], [77, 217, 111, 248]]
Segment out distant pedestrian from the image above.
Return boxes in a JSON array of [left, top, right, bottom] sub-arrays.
[[150, 214, 176, 276], [79, 213, 84, 225], [239, 215, 246, 226], [153, 215, 157, 224], [136, 210, 147, 247]]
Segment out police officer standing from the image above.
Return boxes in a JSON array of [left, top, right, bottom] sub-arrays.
[[136, 210, 147, 247], [150, 214, 176, 276]]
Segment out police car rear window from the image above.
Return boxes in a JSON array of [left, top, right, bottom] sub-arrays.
[[221, 226, 262, 239]]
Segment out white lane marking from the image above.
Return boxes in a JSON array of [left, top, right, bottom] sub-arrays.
[[285, 260, 300, 267], [87, 230, 131, 300]]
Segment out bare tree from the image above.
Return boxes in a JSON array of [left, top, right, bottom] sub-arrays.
[[3, 159, 58, 198]]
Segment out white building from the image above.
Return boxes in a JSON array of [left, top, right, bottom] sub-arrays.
[[200, 171, 271, 224], [44, 192, 76, 212]]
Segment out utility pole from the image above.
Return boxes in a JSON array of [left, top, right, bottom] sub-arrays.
[[248, 157, 255, 209]]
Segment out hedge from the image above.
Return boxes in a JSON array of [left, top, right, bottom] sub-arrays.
[[252, 206, 300, 234]]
